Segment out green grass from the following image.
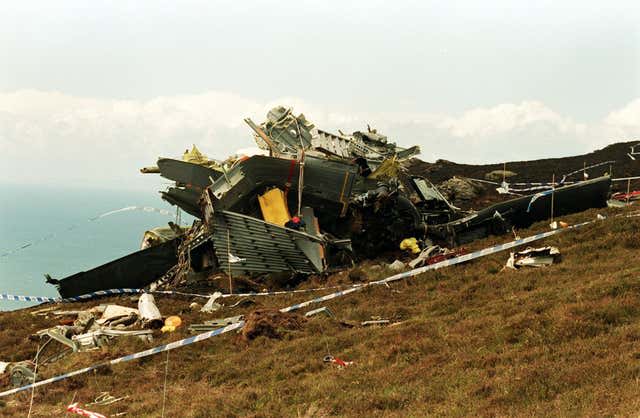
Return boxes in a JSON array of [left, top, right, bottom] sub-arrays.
[[1, 207, 640, 417]]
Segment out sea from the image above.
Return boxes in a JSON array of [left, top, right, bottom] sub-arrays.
[[0, 183, 191, 311]]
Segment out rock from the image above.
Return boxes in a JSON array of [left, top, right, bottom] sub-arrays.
[[485, 170, 517, 182], [388, 260, 406, 271], [437, 177, 485, 205]]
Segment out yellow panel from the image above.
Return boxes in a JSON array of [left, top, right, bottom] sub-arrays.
[[258, 188, 291, 226], [368, 156, 399, 180]]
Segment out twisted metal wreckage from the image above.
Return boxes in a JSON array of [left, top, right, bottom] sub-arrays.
[[47, 106, 611, 298]]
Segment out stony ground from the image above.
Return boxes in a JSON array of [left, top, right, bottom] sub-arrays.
[[1, 205, 639, 417]]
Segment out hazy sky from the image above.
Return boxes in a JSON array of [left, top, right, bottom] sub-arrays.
[[0, 0, 639, 189]]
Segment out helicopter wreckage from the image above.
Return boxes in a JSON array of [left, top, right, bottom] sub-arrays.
[[47, 106, 611, 298]]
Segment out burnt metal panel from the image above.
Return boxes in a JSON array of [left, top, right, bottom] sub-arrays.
[[157, 158, 223, 188], [430, 176, 611, 244], [48, 239, 180, 298], [161, 187, 202, 218], [208, 155, 360, 221]]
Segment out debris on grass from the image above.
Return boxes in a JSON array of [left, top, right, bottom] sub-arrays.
[[505, 246, 561, 270]]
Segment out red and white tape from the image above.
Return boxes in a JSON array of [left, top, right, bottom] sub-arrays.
[[66, 403, 106, 418]]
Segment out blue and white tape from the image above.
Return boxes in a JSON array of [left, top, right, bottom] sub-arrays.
[[0, 217, 610, 397], [0, 321, 245, 398], [0, 285, 358, 305], [0, 288, 143, 304], [281, 221, 592, 313], [561, 160, 615, 182]]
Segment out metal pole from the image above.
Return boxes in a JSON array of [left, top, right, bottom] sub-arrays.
[[627, 179, 631, 206]]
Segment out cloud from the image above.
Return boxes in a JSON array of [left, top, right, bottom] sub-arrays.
[[604, 99, 640, 130], [0, 90, 638, 188]]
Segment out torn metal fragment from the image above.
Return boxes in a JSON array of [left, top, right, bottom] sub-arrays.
[[506, 246, 561, 270], [304, 306, 335, 318], [361, 320, 390, 326]]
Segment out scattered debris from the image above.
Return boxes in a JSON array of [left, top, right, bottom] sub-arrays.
[[228, 298, 255, 308], [161, 316, 182, 333], [408, 245, 468, 269], [67, 402, 107, 418], [73, 329, 153, 350], [323, 355, 353, 368], [399, 237, 421, 254], [43, 106, 614, 299], [304, 307, 335, 318], [138, 294, 163, 329], [361, 320, 390, 327], [505, 246, 561, 270], [201, 292, 223, 313], [628, 142, 640, 160], [140, 222, 187, 250], [96, 305, 138, 327], [88, 392, 128, 406], [611, 190, 640, 203], [30, 306, 59, 316], [188, 315, 244, 332], [6, 362, 35, 388], [549, 221, 569, 230]]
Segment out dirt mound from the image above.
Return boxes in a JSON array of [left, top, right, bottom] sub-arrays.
[[242, 309, 306, 341]]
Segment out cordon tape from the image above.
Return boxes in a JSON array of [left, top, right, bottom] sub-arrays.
[[1, 216, 615, 397]]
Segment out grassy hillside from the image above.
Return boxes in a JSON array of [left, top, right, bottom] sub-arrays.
[[408, 141, 640, 211], [1, 206, 639, 417]]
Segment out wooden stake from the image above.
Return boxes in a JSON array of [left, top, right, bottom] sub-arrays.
[[550, 174, 555, 223], [227, 229, 233, 294]]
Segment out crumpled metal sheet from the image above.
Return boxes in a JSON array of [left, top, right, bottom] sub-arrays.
[[49, 238, 180, 299], [212, 210, 326, 274], [506, 246, 561, 269]]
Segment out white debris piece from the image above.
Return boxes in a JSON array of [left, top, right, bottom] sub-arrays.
[[96, 305, 139, 325], [506, 246, 561, 270], [408, 245, 447, 269], [201, 292, 223, 313], [138, 293, 163, 328]]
